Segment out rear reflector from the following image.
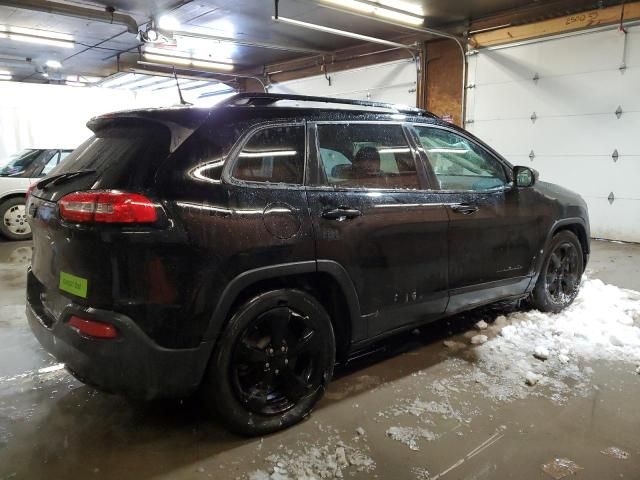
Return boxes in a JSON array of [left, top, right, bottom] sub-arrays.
[[59, 190, 158, 224], [68, 316, 118, 339]]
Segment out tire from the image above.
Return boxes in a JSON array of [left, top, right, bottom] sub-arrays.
[[203, 289, 335, 436], [530, 230, 584, 313], [0, 197, 32, 241]]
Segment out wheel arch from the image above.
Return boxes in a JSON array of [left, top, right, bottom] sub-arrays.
[[203, 260, 361, 361], [0, 192, 28, 204], [536, 218, 590, 277]]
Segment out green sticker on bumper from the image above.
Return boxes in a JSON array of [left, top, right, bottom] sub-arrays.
[[59, 271, 88, 298]]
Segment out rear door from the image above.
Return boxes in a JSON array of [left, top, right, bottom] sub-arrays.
[[305, 121, 449, 340], [411, 125, 540, 312]]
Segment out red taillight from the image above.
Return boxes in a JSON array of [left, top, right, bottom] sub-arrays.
[[59, 190, 158, 224], [68, 316, 118, 339]]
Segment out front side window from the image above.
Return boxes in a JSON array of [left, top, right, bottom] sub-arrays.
[[316, 123, 418, 189], [414, 126, 507, 191], [232, 125, 305, 184]]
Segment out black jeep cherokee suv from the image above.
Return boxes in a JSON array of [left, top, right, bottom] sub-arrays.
[[26, 93, 589, 435]]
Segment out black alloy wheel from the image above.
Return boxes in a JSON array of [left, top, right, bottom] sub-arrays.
[[203, 289, 335, 436], [231, 306, 324, 416], [530, 230, 584, 313], [545, 242, 580, 303]]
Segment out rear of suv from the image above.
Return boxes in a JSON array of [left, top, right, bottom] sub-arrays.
[[26, 93, 589, 435]]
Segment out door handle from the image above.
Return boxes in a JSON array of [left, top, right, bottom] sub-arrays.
[[450, 203, 479, 215], [321, 207, 362, 221]]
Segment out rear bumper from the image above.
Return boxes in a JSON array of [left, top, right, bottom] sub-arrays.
[[26, 270, 213, 400]]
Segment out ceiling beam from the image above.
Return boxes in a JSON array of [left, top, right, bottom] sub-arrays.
[[470, 1, 640, 48]]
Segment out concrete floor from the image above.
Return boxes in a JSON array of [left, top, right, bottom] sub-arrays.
[[0, 239, 639, 480]]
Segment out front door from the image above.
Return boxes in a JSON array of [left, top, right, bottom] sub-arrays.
[[411, 125, 541, 313], [306, 121, 449, 340]]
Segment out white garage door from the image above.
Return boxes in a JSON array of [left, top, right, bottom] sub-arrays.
[[268, 59, 417, 107], [466, 25, 640, 242]]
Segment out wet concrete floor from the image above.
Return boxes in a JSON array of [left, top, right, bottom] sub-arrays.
[[0, 239, 639, 480]]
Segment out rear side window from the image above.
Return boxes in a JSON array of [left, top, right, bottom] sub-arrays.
[[316, 123, 418, 189], [232, 125, 305, 184]]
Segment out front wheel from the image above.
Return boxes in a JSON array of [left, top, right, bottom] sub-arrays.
[[203, 289, 335, 436], [0, 197, 32, 241], [530, 230, 584, 313]]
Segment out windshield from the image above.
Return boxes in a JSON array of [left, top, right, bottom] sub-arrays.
[[0, 149, 42, 176]]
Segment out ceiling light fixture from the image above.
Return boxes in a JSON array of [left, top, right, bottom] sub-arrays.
[[142, 49, 234, 71], [158, 15, 181, 31], [321, 0, 424, 26], [0, 26, 75, 48], [0, 73, 12, 81], [45, 59, 62, 69]]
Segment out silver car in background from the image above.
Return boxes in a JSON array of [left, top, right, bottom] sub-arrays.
[[0, 148, 73, 240]]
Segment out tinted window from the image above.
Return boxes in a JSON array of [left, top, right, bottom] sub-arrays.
[[316, 123, 418, 189], [233, 125, 305, 184], [49, 124, 171, 189], [414, 126, 507, 191]]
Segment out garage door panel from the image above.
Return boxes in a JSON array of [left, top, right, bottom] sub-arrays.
[[269, 59, 417, 107], [473, 68, 640, 120], [475, 29, 627, 85], [467, 119, 534, 156], [531, 155, 640, 199], [584, 197, 640, 242], [530, 114, 640, 156]]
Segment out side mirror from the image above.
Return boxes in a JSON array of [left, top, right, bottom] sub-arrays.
[[513, 166, 538, 187]]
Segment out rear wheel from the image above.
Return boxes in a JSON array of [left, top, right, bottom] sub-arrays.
[[203, 289, 335, 436], [530, 230, 583, 313], [0, 197, 31, 241]]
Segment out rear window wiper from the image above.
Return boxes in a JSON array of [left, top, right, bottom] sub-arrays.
[[37, 169, 96, 190]]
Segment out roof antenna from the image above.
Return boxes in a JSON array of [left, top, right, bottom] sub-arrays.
[[173, 68, 192, 106]]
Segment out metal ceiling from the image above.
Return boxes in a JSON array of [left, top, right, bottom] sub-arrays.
[[0, 0, 622, 85]]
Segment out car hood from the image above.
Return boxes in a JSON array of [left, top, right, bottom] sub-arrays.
[[534, 181, 587, 208]]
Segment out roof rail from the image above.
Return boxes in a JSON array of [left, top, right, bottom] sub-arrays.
[[218, 92, 436, 117]]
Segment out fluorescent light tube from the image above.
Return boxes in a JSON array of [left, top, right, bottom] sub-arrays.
[[143, 50, 234, 71], [1, 26, 75, 48], [322, 0, 424, 25]]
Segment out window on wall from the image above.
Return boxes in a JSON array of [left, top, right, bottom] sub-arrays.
[[232, 125, 305, 184], [316, 123, 418, 189], [413, 126, 507, 191]]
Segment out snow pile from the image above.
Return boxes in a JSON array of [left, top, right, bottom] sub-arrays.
[[386, 426, 436, 450], [432, 278, 640, 404], [497, 279, 640, 363], [249, 435, 375, 480]]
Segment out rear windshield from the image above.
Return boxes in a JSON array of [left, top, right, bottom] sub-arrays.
[[50, 124, 171, 190]]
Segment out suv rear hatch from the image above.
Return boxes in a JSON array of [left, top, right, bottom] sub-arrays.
[[28, 107, 209, 317]]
